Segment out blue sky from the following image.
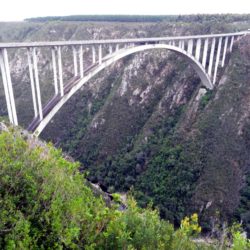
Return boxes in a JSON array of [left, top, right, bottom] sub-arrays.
[[0, 0, 249, 21]]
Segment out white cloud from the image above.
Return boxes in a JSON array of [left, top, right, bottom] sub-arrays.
[[0, 0, 249, 21]]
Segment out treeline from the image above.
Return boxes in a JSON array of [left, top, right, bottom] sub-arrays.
[[25, 14, 250, 23]]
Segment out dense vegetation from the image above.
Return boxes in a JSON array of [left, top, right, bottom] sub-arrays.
[[1, 126, 250, 249]]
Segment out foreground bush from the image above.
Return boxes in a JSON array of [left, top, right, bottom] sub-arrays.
[[0, 128, 249, 249]]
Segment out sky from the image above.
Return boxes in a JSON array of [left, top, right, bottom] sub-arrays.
[[0, 0, 249, 21]]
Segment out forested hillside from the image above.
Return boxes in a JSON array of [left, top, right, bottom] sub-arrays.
[[1, 123, 249, 249], [0, 15, 250, 238]]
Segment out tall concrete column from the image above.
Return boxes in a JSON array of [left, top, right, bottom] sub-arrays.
[[98, 45, 102, 65], [202, 38, 209, 68], [51, 47, 59, 95], [27, 48, 38, 117], [116, 44, 119, 51], [178, 40, 181, 48], [178, 40, 186, 49], [0, 49, 14, 124], [109, 44, 113, 54], [229, 36, 234, 52], [2, 48, 18, 125], [79, 45, 84, 78], [208, 37, 216, 77], [57, 46, 64, 97], [221, 37, 228, 67], [182, 41, 185, 50], [213, 37, 222, 84], [187, 39, 193, 54], [32, 48, 43, 121], [73, 46, 78, 77], [92, 46, 96, 64], [195, 39, 201, 61]]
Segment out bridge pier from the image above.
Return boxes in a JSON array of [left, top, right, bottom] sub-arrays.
[[30, 48, 43, 121], [229, 36, 234, 52], [73, 46, 78, 77], [178, 40, 181, 48], [0, 48, 18, 125], [109, 45, 113, 54], [27, 48, 38, 118], [92, 46, 96, 64], [51, 47, 59, 95], [79, 45, 84, 78], [208, 38, 216, 77], [221, 37, 228, 67], [213, 37, 222, 84], [187, 39, 193, 54], [57, 46, 64, 97], [99, 45, 102, 65], [202, 38, 209, 69], [195, 39, 201, 61]]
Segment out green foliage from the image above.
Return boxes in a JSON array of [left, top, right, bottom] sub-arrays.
[[111, 193, 122, 203], [0, 128, 212, 249], [134, 137, 202, 224], [0, 130, 110, 248], [237, 173, 250, 237], [199, 90, 214, 110], [230, 223, 250, 250], [100, 197, 175, 250], [180, 213, 202, 237]]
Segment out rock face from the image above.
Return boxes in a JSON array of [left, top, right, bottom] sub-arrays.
[[1, 19, 250, 231]]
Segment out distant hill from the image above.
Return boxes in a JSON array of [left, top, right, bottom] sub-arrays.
[[24, 14, 250, 23]]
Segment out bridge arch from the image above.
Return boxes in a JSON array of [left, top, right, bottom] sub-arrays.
[[34, 43, 213, 135]]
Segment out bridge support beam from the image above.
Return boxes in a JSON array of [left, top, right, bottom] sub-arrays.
[[202, 38, 209, 69], [195, 39, 201, 61], [79, 45, 84, 78], [92, 46, 96, 64], [0, 48, 18, 125], [187, 39, 193, 54], [229, 36, 234, 52], [109, 45, 113, 54], [178, 40, 185, 50], [213, 37, 222, 84], [51, 47, 59, 95], [32, 48, 43, 121], [99, 45, 102, 65], [73, 46, 78, 77], [57, 46, 64, 97], [208, 38, 216, 77], [27, 48, 38, 118], [221, 37, 228, 67], [181, 41, 185, 50]]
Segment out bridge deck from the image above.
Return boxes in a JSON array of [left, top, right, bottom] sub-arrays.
[[0, 31, 248, 49]]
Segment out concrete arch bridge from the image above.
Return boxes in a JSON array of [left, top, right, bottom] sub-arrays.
[[0, 31, 249, 135]]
